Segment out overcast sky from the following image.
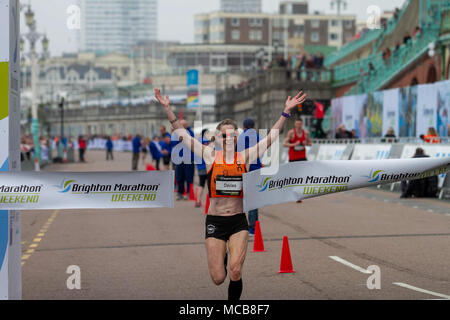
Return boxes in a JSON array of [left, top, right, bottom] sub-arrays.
[[21, 0, 406, 56]]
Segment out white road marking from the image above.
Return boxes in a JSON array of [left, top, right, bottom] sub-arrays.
[[393, 282, 450, 299], [329, 256, 372, 274]]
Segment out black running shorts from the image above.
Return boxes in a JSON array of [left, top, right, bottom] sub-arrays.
[[205, 213, 249, 242]]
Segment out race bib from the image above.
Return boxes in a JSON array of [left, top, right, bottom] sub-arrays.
[[215, 175, 243, 196], [294, 145, 305, 151]]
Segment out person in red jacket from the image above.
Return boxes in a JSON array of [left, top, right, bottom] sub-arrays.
[[78, 135, 87, 162], [314, 101, 325, 138]]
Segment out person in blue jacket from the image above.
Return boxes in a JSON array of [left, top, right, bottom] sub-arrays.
[[132, 135, 141, 171], [172, 120, 195, 200], [149, 136, 162, 170], [106, 136, 114, 161], [195, 129, 211, 207], [236, 118, 262, 235], [159, 134, 172, 171]]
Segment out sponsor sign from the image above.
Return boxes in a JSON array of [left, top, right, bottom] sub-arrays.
[[0, 171, 174, 210]]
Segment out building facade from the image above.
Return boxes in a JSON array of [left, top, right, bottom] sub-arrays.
[[79, 0, 158, 54], [194, 11, 356, 49], [220, 0, 262, 13]]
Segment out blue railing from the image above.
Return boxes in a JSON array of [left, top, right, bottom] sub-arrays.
[[349, 26, 440, 95]]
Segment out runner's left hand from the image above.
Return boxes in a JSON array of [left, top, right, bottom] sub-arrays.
[[284, 91, 307, 113]]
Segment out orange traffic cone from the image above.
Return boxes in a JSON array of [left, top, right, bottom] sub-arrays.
[[204, 195, 210, 215], [253, 221, 265, 252], [34, 157, 40, 172], [278, 236, 296, 274], [146, 164, 156, 171], [189, 184, 195, 201]]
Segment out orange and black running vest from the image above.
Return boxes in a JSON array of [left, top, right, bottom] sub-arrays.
[[207, 151, 247, 198]]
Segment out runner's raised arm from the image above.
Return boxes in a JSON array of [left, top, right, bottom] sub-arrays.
[[154, 88, 214, 164], [245, 90, 307, 165]]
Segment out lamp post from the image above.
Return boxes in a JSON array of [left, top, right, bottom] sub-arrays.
[[59, 97, 65, 140], [21, 4, 50, 165]]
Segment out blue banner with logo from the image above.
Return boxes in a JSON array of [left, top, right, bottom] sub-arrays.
[[186, 69, 199, 109]]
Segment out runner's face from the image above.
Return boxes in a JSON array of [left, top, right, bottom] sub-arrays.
[[218, 125, 238, 150], [295, 121, 303, 130]]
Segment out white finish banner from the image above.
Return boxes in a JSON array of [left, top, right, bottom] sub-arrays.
[[243, 158, 450, 212], [0, 171, 174, 210]]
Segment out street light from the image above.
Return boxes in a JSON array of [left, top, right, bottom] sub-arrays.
[[21, 4, 50, 165], [59, 97, 65, 140]]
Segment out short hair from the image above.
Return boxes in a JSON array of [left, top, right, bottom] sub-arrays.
[[243, 118, 255, 129], [217, 119, 238, 131]]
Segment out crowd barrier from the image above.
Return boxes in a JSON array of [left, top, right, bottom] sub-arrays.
[[85, 138, 133, 153]]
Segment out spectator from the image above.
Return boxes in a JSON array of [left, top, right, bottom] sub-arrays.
[[394, 41, 401, 53], [149, 136, 162, 170], [385, 127, 396, 138], [422, 127, 439, 144], [305, 55, 315, 80], [237, 118, 262, 234], [78, 135, 86, 162], [106, 136, 114, 161], [351, 129, 359, 139], [403, 33, 412, 45], [160, 125, 171, 140], [132, 134, 141, 171], [194, 129, 211, 208], [159, 135, 172, 171], [141, 137, 150, 165], [296, 53, 306, 80], [172, 120, 195, 200], [314, 101, 325, 138], [394, 7, 400, 20], [335, 124, 353, 139], [412, 26, 421, 38], [368, 62, 376, 75], [400, 148, 438, 198]]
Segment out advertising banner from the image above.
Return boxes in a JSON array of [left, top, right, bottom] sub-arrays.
[[342, 96, 357, 131], [383, 88, 399, 137], [243, 158, 450, 212], [331, 97, 343, 137], [399, 86, 418, 137], [436, 80, 450, 137], [0, 171, 175, 211], [366, 91, 383, 137], [416, 84, 437, 137], [354, 93, 368, 138]]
